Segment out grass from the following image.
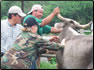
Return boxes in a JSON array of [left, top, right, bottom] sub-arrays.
[[84, 32, 92, 35], [40, 61, 57, 69]]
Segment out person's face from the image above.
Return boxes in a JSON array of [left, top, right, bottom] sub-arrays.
[[35, 10, 43, 19], [31, 25, 38, 33], [12, 14, 23, 24]]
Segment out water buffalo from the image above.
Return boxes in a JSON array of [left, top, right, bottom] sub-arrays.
[[55, 14, 93, 69]]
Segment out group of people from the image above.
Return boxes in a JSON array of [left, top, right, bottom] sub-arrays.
[[1, 4, 93, 69], [1, 4, 62, 69]]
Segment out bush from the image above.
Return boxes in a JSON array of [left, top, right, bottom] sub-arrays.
[[50, 58, 56, 64]]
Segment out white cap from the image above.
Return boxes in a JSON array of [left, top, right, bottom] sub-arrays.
[[28, 4, 43, 14], [8, 6, 26, 17]]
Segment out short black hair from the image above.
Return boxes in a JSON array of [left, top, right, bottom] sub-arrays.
[[8, 13, 18, 19]]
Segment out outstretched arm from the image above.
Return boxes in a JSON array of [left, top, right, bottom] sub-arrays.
[[41, 7, 60, 27], [35, 39, 63, 52], [51, 27, 62, 33]]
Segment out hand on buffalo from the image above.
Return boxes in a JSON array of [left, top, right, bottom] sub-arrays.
[[52, 7, 60, 16], [50, 36, 60, 43]]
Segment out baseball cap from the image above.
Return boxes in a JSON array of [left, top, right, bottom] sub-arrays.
[[28, 4, 44, 14], [24, 17, 38, 27], [8, 6, 26, 17]]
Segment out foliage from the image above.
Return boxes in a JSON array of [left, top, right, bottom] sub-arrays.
[[50, 58, 56, 64], [84, 32, 92, 35], [1, 1, 21, 19], [40, 61, 56, 69], [1, 1, 93, 26]]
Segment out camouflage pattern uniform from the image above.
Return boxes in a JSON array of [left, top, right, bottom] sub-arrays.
[[1, 32, 62, 69]]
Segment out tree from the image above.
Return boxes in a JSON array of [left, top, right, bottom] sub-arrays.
[[1, 1, 93, 26]]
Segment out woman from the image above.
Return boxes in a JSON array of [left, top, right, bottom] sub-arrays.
[[1, 17, 62, 69]]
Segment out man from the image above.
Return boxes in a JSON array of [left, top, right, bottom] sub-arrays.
[[23, 4, 62, 36], [1, 17, 62, 69], [1, 6, 26, 57]]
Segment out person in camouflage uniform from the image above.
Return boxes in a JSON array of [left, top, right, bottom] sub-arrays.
[[1, 17, 62, 69]]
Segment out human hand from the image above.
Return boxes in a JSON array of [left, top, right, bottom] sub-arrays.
[[50, 36, 59, 43], [52, 7, 60, 16]]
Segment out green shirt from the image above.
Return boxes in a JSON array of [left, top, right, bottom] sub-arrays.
[[23, 15, 51, 36]]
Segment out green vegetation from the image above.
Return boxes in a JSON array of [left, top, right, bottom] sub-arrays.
[[1, 1, 93, 28], [1, 1, 92, 69], [50, 58, 56, 64], [40, 61, 56, 69], [84, 32, 92, 35]]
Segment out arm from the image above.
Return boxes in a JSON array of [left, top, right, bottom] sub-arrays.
[[51, 27, 62, 33], [35, 39, 63, 51], [40, 7, 60, 27]]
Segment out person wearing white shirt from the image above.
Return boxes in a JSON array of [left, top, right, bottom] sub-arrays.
[[1, 6, 26, 56], [90, 21, 93, 35], [91, 22, 93, 32]]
